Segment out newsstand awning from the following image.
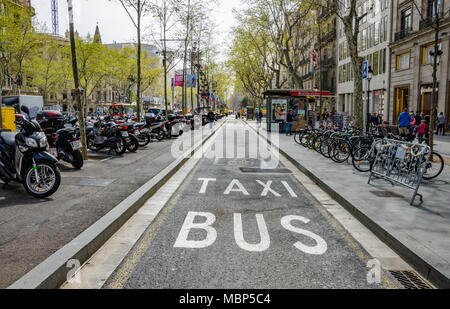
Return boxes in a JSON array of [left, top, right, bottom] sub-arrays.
[[263, 89, 333, 97]]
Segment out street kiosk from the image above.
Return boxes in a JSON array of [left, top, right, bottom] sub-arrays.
[[263, 89, 331, 133]]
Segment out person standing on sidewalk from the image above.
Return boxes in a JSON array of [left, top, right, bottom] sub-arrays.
[[258, 109, 263, 127], [286, 110, 294, 136], [418, 120, 427, 143], [437, 112, 446, 136], [398, 108, 413, 136], [208, 110, 215, 129]]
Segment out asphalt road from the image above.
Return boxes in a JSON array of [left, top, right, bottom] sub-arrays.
[[104, 120, 389, 289], [0, 125, 212, 288]]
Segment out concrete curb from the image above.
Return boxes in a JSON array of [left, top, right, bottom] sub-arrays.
[[8, 121, 226, 289], [246, 121, 449, 289]]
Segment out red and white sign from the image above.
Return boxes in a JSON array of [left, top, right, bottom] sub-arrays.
[[174, 74, 184, 87], [290, 90, 331, 97]]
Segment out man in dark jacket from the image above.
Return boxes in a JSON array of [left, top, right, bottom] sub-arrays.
[[208, 110, 215, 129], [286, 110, 294, 136]]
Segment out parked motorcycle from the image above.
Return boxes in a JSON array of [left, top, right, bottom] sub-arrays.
[[37, 112, 84, 170], [86, 116, 129, 155], [119, 123, 140, 153], [0, 106, 61, 198]]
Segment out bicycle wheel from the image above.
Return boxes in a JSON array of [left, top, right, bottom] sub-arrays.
[[352, 146, 372, 173], [423, 152, 444, 180], [331, 139, 352, 163], [320, 138, 333, 158]]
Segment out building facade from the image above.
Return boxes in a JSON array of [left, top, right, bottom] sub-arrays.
[[337, 0, 392, 119], [389, 0, 450, 130], [315, 1, 338, 112]]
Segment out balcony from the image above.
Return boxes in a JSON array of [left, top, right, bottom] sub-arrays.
[[394, 28, 412, 41], [300, 58, 310, 65], [420, 17, 436, 30], [302, 72, 313, 80], [320, 28, 336, 43]]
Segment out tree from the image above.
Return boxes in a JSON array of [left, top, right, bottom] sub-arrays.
[[0, 0, 39, 95], [25, 38, 62, 106], [117, 0, 151, 120], [149, 0, 181, 118]]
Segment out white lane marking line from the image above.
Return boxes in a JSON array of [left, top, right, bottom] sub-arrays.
[[234, 213, 270, 252], [256, 180, 281, 197], [281, 181, 298, 198]]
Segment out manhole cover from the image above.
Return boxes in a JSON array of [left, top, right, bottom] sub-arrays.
[[240, 168, 292, 174], [370, 191, 405, 199], [62, 178, 116, 187], [389, 270, 433, 289]]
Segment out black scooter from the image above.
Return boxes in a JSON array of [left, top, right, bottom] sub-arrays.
[[0, 106, 61, 198], [86, 116, 129, 155], [40, 117, 84, 170]]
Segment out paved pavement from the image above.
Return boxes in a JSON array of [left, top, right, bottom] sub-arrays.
[[435, 135, 450, 159], [246, 121, 450, 288], [0, 126, 212, 288], [100, 120, 398, 289]]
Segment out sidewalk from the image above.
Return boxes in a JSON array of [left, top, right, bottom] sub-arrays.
[[435, 135, 450, 161], [247, 121, 450, 288]]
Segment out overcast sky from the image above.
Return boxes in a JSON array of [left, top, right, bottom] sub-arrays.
[[31, 0, 242, 59]]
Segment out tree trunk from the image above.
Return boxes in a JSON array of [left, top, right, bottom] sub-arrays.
[[67, 0, 88, 160], [136, 0, 142, 121]]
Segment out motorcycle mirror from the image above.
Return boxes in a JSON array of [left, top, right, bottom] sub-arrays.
[[20, 105, 30, 116]]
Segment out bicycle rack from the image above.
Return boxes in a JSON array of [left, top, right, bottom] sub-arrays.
[[368, 139, 431, 206]]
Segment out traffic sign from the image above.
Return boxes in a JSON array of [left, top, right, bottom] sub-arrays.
[[363, 61, 368, 79]]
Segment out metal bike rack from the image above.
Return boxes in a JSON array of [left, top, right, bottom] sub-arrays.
[[368, 139, 431, 205]]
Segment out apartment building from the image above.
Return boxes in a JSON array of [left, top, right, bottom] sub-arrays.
[[315, 1, 338, 112], [337, 0, 391, 119], [389, 0, 450, 129]]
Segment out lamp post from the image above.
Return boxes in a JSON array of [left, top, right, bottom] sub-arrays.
[[365, 66, 373, 134]]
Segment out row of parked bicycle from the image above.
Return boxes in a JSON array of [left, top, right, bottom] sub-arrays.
[[0, 106, 224, 199], [293, 126, 445, 181]]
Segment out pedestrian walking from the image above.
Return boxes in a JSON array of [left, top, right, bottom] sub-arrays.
[[286, 110, 294, 136], [437, 112, 446, 136], [398, 108, 413, 136], [414, 111, 422, 126], [258, 110, 263, 126]]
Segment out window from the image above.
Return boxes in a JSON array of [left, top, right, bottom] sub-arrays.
[[396, 52, 410, 70], [422, 43, 441, 64], [373, 51, 379, 75], [401, 7, 412, 33], [362, 29, 367, 50], [375, 22, 380, 45], [427, 0, 441, 19]]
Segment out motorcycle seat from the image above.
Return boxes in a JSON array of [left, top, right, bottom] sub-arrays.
[[0, 132, 16, 147]]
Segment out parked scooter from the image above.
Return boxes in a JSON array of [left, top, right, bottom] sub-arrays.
[[86, 116, 129, 155], [119, 123, 140, 153], [0, 106, 61, 198], [37, 113, 84, 170]]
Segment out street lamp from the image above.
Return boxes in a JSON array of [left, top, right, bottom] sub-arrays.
[[366, 66, 373, 133]]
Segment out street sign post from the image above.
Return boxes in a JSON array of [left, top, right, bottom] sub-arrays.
[[363, 61, 368, 79]]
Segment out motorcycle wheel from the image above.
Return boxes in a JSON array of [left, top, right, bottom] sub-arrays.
[[127, 135, 139, 153], [23, 160, 61, 199], [156, 131, 164, 141], [138, 133, 151, 147], [87, 136, 100, 152], [71, 150, 84, 170], [115, 137, 127, 155]]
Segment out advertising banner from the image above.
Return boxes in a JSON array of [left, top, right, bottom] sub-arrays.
[[187, 74, 197, 88], [174, 74, 184, 87]]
